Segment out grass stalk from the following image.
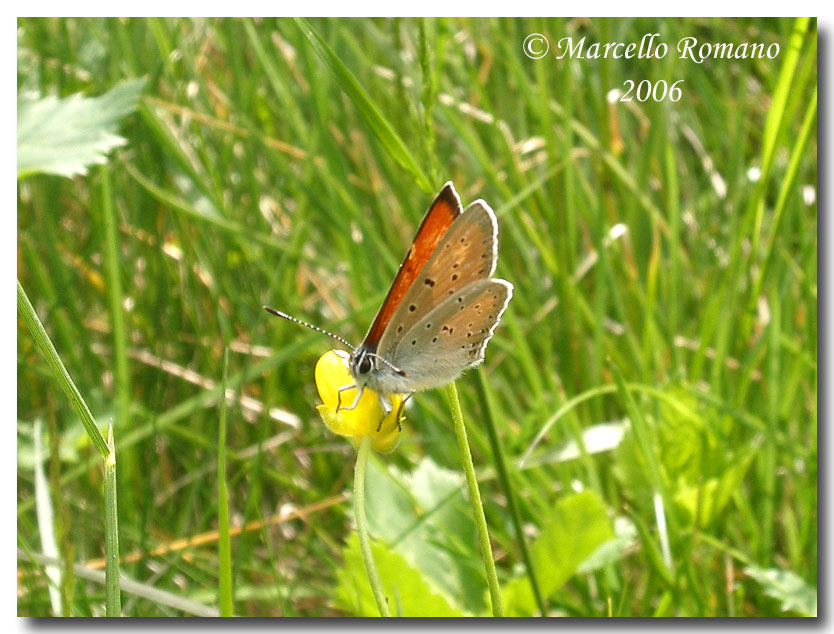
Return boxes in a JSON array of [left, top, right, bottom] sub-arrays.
[[217, 348, 234, 616], [104, 423, 121, 616], [445, 381, 504, 617]]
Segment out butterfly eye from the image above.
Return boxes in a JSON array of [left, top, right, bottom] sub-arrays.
[[358, 356, 372, 375]]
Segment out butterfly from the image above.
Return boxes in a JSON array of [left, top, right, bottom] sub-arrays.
[[266, 182, 512, 422]]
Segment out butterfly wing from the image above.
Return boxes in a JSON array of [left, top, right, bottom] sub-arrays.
[[361, 182, 462, 348], [375, 199, 500, 356], [384, 278, 513, 391]]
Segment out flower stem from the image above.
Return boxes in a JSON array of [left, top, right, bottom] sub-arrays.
[[445, 382, 504, 617], [354, 436, 391, 617]]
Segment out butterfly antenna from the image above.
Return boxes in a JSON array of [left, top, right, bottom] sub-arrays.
[[370, 353, 407, 377], [263, 306, 355, 351]]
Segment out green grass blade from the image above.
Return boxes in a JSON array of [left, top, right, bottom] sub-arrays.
[[474, 370, 545, 616], [760, 17, 811, 179], [746, 85, 817, 323], [101, 166, 130, 434], [293, 17, 432, 192], [17, 279, 108, 458], [747, 16, 813, 292], [100, 164, 137, 520], [609, 362, 674, 575]]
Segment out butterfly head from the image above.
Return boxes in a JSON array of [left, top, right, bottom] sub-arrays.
[[349, 344, 407, 392], [349, 346, 376, 379]]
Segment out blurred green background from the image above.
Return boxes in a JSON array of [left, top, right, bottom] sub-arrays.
[[17, 17, 816, 616]]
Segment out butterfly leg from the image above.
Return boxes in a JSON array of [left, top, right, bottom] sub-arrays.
[[373, 392, 414, 432], [394, 392, 414, 431], [375, 394, 393, 432], [336, 383, 362, 412]]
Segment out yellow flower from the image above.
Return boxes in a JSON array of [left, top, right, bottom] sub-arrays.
[[314, 350, 403, 454]]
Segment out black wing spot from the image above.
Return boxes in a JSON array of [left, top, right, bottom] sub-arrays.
[[424, 278, 436, 287], [426, 323, 432, 328], [397, 325, 403, 333], [409, 304, 416, 312], [411, 340, 417, 345], [432, 337, 438, 343]]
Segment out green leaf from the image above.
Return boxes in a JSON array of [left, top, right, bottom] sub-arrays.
[[673, 449, 755, 528], [576, 515, 637, 574], [293, 18, 432, 192], [502, 490, 614, 616], [745, 565, 817, 616], [613, 420, 656, 511], [362, 457, 487, 615], [17, 77, 146, 179], [619, 385, 759, 529], [335, 533, 464, 617]]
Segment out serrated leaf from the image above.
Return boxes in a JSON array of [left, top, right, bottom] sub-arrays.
[[17, 77, 146, 179], [745, 565, 817, 616], [335, 533, 464, 617], [502, 490, 613, 616]]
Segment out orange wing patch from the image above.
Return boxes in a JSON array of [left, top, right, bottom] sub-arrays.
[[362, 183, 462, 347]]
